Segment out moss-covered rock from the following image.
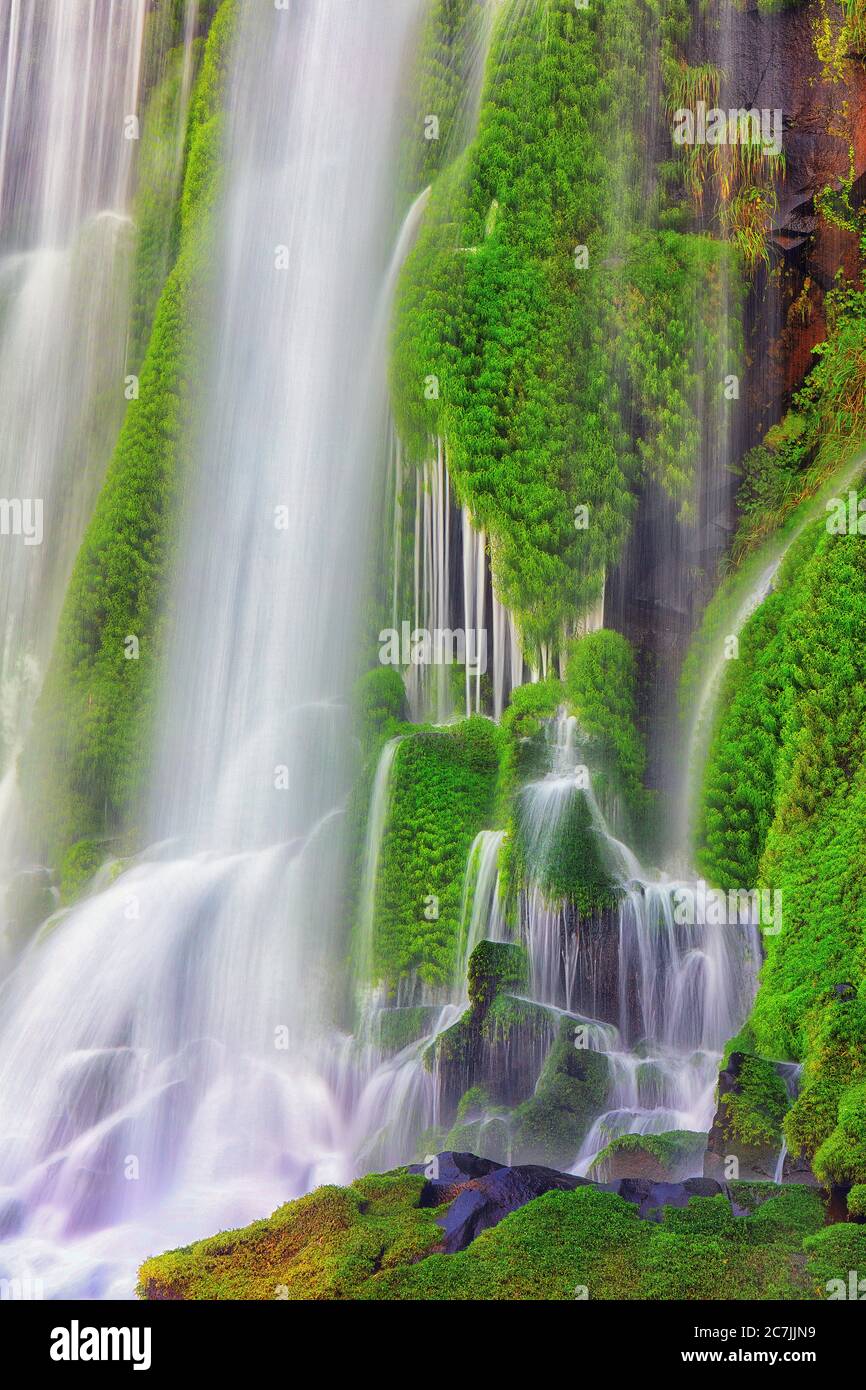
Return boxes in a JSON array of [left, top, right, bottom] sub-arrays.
[[467, 940, 528, 1011], [589, 1130, 706, 1183], [376, 1006, 440, 1056], [369, 718, 501, 990], [139, 1161, 831, 1301], [705, 1051, 790, 1182], [510, 1020, 610, 1169], [138, 1171, 444, 1300]]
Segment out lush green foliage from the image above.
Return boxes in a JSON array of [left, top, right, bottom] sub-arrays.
[[734, 269, 866, 559], [696, 511, 866, 1181], [21, 2, 237, 859], [721, 1055, 790, 1149], [564, 629, 649, 825], [371, 718, 501, 989], [391, 0, 740, 655], [353, 667, 408, 753], [589, 1130, 706, 1181], [140, 1170, 830, 1301]]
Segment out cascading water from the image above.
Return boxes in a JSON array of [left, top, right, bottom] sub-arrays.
[[507, 710, 761, 1175], [0, 0, 425, 1299], [0, 0, 156, 871], [0, 0, 804, 1305]]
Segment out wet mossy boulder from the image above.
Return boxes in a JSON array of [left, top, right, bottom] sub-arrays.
[[376, 1006, 440, 1055], [705, 1052, 790, 1182], [589, 1130, 706, 1183], [443, 1087, 512, 1165], [429, 990, 558, 1113], [467, 940, 528, 1010], [426, 939, 554, 1113], [139, 1154, 832, 1301], [509, 1017, 610, 1168]]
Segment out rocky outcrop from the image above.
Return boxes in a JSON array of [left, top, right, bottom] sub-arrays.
[[409, 1150, 729, 1253], [704, 1051, 791, 1182], [589, 1130, 707, 1183]]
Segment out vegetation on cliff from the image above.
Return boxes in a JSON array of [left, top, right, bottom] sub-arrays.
[[138, 1165, 852, 1301]]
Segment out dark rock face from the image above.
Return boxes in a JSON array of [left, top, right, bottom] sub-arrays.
[[408, 1151, 504, 1200], [414, 1152, 728, 1254], [615, 1177, 724, 1222], [779, 1149, 821, 1187], [434, 1164, 590, 1254], [704, 1051, 787, 1182]]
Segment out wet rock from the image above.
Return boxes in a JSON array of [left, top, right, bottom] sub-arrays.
[[616, 1176, 724, 1222], [426, 941, 559, 1114], [412, 1151, 731, 1253], [408, 1150, 504, 1207], [433, 1161, 590, 1253], [376, 1005, 441, 1055], [704, 1051, 790, 1182], [589, 1129, 707, 1182], [510, 1018, 610, 1168]]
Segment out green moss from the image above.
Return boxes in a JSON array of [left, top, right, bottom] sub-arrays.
[[398, 0, 489, 198], [467, 940, 528, 1011], [353, 667, 408, 753], [589, 1130, 706, 1181], [58, 839, 106, 904], [510, 1020, 609, 1168], [444, 1087, 513, 1164], [695, 489, 866, 1182], [722, 1055, 790, 1150], [563, 628, 650, 828], [21, 0, 238, 862], [812, 1079, 866, 1187], [140, 1170, 830, 1300], [370, 718, 501, 989], [376, 1006, 440, 1056], [512, 778, 618, 915], [804, 1223, 866, 1298], [496, 678, 564, 803], [391, 1, 634, 655], [847, 1183, 866, 1218], [138, 1170, 444, 1301]]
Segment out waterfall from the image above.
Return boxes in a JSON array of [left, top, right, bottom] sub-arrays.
[[403, 439, 455, 723], [488, 707, 759, 1176], [0, 0, 424, 1299], [461, 510, 487, 716], [0, 0, 157, 871], [454, 828, 506, 994], [355, 737, 403, 993]]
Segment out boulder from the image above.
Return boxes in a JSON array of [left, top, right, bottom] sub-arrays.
[[410, 1151, 730, 1253]]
